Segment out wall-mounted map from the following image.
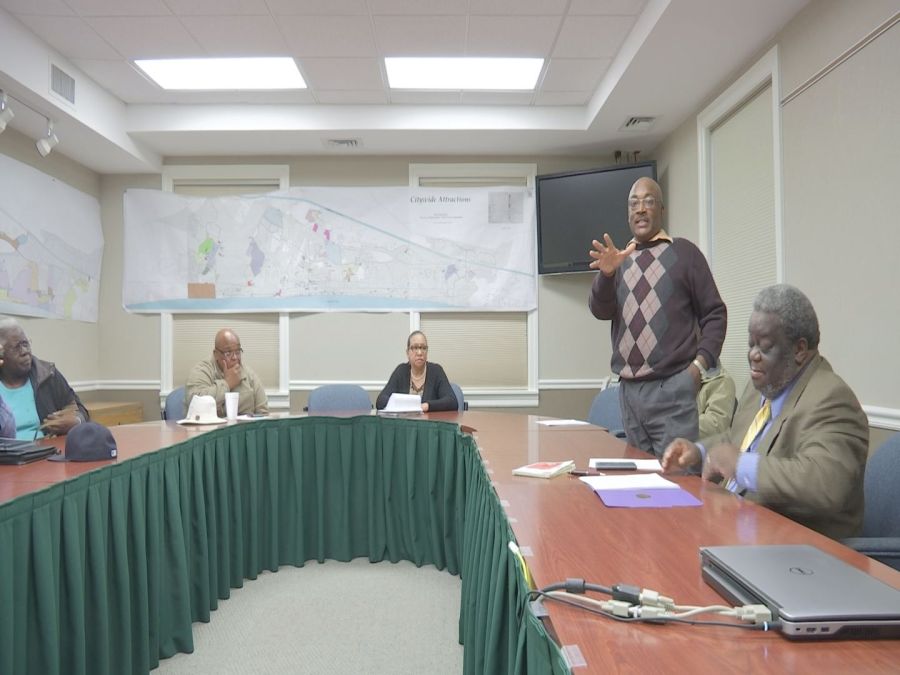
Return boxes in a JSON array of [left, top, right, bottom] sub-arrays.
[[123, 186, 536, 312], [0, 153, 102, 322]]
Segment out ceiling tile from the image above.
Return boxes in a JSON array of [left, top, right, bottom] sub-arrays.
[[85, 17, 204, 59], [541, 58, 609, 91], [165, 0, 269, 16], [278, 15, 377, 57], [16, 16, 120, 59], [315, 90, 389, 104], [64, 0, 173, 17], [470, 0, 568, 15], [466, 16, 562, 57], [266, 0, 368, 15], [300, 58, 383, 90], [553, 15, 635, 58], [568, 0, 647, 15], [0, 0, 74, 15], [533, 90, 590, 105], [181, 16, 288, 56], [389, 91, 461, 104], [73, 58, 164, 103], [369, 0, 467, 15], [374, 16, 467, 56], [460, 91, 534, 105]]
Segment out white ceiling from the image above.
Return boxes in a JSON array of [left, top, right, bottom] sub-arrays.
[[0, 0, 808, 174]]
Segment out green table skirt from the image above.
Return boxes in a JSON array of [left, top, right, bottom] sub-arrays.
[[0, 416, 568, 675]]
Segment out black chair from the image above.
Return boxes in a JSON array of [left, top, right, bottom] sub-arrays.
[[307, 384, 372, 413], [843, 433, 900, 571], [450, 382, 468, 411], [587, 385, 626, 438], [163, 386, 186, 421]]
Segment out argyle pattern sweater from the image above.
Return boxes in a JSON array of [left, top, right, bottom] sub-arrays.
[[590, 238, 726, 381]]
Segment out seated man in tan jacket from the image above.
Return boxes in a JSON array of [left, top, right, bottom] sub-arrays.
[[185, 329, 268, 418], [662, 284, 868, 539]]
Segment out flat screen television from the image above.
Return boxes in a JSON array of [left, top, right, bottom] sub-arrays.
[[535, 161, 657, 274]]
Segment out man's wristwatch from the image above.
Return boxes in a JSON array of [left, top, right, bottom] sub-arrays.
[[691, 358, 709, 380]]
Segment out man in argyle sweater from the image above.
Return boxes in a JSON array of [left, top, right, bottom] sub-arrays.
[[589, 177, 726, 457]]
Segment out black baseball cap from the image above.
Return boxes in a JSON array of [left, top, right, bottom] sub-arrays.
[[48, 422, 118, 462]]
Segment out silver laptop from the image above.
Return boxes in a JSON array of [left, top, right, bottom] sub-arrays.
[[700, 544, 900, 639]]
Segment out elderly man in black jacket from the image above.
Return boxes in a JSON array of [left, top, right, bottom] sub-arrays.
[[0, 317, 89, 438]]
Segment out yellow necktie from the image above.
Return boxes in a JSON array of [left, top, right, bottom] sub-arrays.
[[740, 399, 772, 451], [726, 399, 771, 492]]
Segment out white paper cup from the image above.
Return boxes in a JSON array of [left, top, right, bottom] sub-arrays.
[[225, 392, 239, 420]]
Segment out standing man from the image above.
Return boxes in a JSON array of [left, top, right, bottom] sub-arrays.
[[589, 177, 727, 456], [662, 285, 868, 539], [185, 328, 268, 418], [0, 317, 89, 438]]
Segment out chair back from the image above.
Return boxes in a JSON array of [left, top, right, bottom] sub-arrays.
[[307, 384, 372, 413], [450, 382, 467, 411], [862, 433, 900, 537], [587, 386, 625, 437], [163, 386, 186, 421]]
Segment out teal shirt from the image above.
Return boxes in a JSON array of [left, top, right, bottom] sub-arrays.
[[0, 380, 43, 440]]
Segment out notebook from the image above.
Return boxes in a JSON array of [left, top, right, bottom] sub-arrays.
[[700, 544, 900, 639], [0, 438, 57, 465]]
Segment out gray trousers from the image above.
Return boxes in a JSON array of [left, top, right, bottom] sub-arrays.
[[619, 368, 699, 458]]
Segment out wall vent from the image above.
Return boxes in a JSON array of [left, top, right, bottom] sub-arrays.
[[323, 138, 362, 149], [619, 116, 656, 132], [51, 64, 76, 104]]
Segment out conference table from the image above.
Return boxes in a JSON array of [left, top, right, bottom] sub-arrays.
[[0, 412, 898, 675]]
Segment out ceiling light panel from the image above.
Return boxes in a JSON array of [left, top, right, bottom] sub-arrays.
[[135, 57, 306, 90], [385, 57, 543, 90]]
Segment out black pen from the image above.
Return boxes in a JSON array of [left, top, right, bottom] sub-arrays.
[[569, 469, 605, 477]]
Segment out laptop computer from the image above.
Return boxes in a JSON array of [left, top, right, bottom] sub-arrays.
[[700, 544, 900, 639], [0, 438, 57, 465]]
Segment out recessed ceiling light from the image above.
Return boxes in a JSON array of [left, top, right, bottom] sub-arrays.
[[135, 57, 306, 90], [385, 57, 543, 91]]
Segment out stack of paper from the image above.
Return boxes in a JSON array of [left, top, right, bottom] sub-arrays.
[[579, 473, 702, 508], [379, 393, 423, 415], [512, 459, 575, 479]]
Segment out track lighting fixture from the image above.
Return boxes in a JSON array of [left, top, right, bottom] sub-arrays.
[[36, 120, 59, 157], [0, 91, 14, 133]]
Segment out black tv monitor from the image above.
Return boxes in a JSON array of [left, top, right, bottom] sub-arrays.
[[535, 161, 657, 274]]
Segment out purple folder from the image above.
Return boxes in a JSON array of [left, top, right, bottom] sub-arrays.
[[595, 487, 702, 508]]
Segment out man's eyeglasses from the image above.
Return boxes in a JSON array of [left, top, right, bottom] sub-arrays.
[[215, 347, 243, 359], [628, 196, 659, 210], [408, 345, 428, 352]]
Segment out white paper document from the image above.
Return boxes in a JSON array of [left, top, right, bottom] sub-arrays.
[[589, 457, 663, 471], [578, 473, 679, 491], [381, 393, 423, 414], [537, 419, 590, 427]]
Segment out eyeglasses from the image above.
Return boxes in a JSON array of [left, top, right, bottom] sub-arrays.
[[5, 339, 31, 355], [408, 345, 428, 352], [628, 196, 659, 210], [215, 347, 243, 359]]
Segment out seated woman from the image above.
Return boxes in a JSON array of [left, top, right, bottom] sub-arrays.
[[376, 331, 458, 412]]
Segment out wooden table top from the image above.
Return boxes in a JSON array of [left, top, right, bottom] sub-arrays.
[[2, 411, 898, 673]]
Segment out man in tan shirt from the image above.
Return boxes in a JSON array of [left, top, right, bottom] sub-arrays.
[[185, 328, 268, 418]]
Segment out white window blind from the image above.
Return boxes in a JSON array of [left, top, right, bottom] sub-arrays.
[[709, 84, 777, 392]]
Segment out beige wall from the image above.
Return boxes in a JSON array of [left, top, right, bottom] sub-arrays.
[[649, 0, 900, 448]]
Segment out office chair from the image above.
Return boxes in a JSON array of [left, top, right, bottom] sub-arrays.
[[163, 386, 186, 421], [843, 433, 900, 571], [450, 382, 468, 411], [587, 385, 627, 438], [307, 384, 372, 413]]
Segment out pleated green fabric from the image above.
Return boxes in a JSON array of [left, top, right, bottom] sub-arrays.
[[0, 416, 567, 675]]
